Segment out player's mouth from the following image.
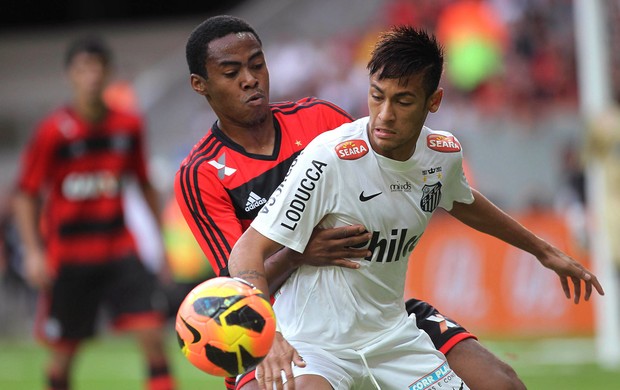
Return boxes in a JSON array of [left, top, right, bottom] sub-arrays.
[[373, 127, 396, 139], [245, 92, 265, 106]]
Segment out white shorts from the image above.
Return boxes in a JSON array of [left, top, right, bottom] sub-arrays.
[[279, 316, 469, 390]]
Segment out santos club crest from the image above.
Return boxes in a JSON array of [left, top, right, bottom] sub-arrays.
[[420, 182, 442, 212]]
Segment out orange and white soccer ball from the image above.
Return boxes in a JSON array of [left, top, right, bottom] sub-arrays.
[[175, 277, 276, 377]]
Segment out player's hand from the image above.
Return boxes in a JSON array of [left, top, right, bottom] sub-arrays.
[[23, 248, 51, 290], [256, 332, 305, 390], [293, 224, 372, 269], [537, 245, 605, 303]]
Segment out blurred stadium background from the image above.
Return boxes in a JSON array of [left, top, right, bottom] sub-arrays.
[[1, 0, 620, 388]]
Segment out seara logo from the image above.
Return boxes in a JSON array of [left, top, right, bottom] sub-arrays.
[[427, 134, 461, 153], [335, 139, 369, 160]]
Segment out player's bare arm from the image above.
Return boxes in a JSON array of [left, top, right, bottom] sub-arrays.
[[12, 191, 51, 290], [229, 227, 283, 298], [229, 227, 305, 390], [448, 188, 604, 302], [264, 224, 371, 294]]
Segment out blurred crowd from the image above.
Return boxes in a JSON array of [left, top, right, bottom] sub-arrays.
[[264, 0, 620, 248], [268, 0, 618, 125]]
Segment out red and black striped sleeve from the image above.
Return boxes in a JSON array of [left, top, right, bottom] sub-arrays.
[[174, 136, 242, 277], [16, 116, 58, 195]]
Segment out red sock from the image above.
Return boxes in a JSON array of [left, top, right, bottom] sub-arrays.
[[148, 361, 174, 390]]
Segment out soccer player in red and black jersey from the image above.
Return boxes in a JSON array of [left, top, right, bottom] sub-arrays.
[[175, 16, 525, 390], [13, 37, 174, 390]]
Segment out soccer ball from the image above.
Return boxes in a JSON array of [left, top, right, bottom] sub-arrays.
[[175, 277, 276, 377]]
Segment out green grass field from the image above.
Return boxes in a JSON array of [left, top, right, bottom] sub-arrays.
[[0, 332, 221, 390], [1, 332, 619, 389]]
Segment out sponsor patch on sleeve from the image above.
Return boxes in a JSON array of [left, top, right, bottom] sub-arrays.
[[427, 134, 461, 152], [335, 139, 369, 160]]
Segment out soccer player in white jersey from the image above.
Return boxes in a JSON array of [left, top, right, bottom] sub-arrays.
[[229, 26, 604, 390]]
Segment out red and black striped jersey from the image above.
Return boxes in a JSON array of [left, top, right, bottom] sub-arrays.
[[16, 106, 148, 271], [175, 97, 353, 277]]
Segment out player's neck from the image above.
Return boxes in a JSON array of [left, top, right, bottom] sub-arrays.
[[72, 97, 107, 124], [218, 116, 276, 155]]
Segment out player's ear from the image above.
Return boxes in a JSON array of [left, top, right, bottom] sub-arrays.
[[427, 88, 443, 113], [190, 74, 208, 96]]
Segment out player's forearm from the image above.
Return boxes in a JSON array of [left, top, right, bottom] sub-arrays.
[[229, 254, 269, 297], [264, 247, 299, 295], [12, 192, 44, 254], [228, 235, 269, 294], [228, 228, 279, 297], [449, 189, 550, 258], [141, 181, 164, 229]]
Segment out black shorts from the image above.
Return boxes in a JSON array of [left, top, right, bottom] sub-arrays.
[[405, 298, 477, 354], [35, 256, 167, 345]]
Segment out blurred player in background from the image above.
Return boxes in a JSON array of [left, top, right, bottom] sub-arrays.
[[228, 24, 604, 390], [176, 15, 527, 390], [12, 36, 175, 390]]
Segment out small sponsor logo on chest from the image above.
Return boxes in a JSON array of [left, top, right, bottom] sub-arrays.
[[245, 192, 267, 212], [62, 171, 120, 200], [390, 181, 412, 192]]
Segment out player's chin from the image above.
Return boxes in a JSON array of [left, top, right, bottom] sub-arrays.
[[243, 111, 270, 127], [371, 140, 400, 157]]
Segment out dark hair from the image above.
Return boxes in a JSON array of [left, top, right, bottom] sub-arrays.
[[186, 15, 262, 78], [367, 26, 444, 98], [64, 36, 112, 68]]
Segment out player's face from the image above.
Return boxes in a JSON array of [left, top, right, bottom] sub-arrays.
[[367, 72, 442, 161], [67, 52, 109, 104], [192, 32, 270, 128]]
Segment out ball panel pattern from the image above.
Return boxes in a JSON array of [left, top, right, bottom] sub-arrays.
[[175, 277, 276, 377]]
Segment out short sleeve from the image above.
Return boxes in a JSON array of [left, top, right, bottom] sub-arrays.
[[251, 140, 336, 253], [16, 119, 58, 195], [439, 141, 474, 210]]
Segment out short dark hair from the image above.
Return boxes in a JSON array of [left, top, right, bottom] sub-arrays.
[[186, 15, 262, 78], [65, 36, 112, 68], [367, 26, 444, 98]]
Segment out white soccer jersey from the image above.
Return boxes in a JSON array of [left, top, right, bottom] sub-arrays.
[[252, 116, 474, 351]]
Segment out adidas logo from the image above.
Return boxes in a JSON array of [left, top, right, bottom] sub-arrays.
[[245, 191, 267, 212]]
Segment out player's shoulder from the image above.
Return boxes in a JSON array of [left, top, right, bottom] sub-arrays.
[[106, 107, 144, 131], [271, 97, 352, 120], [108, 106, 141, 121], [178, 127, 222, 172], [422, 126, 463, 154], [37, 106, 68, 126], [33, 106, 78, 139], [305, 117, 369, 156]]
